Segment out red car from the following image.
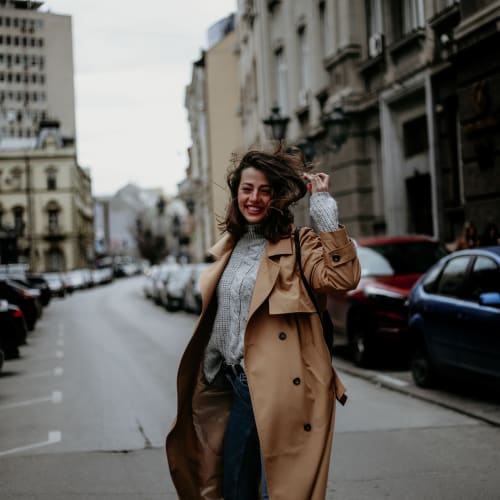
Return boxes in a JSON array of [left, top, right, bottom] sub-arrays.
[[327, 235, 448, 366]]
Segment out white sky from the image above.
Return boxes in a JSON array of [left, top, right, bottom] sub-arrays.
[[43, 0, 236, 197]]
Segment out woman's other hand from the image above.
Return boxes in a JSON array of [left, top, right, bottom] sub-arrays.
[[303, 173, 330, 194]]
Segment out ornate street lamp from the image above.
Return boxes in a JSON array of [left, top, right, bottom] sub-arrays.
[[322, 106, 350, 151], [263, 105, 290, 141]]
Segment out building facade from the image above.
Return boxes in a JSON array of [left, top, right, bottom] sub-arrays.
[[235, 0, 499, 243], [183, 14, 243, 261], [0, 0, 76, 146], [0, 125, 93, 271]]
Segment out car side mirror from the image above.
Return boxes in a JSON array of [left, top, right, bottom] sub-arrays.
[[478, 292, 500, 308]]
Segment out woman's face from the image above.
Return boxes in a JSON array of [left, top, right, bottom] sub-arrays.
[[237, 167, 273, 224]]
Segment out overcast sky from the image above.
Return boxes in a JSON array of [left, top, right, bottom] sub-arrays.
[[43, 0, 236, 197]]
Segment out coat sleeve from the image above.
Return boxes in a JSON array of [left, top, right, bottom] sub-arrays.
[[298, 225, 361, 293]]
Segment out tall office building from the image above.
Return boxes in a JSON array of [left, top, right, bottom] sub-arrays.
[[0, 0, 76, 148]]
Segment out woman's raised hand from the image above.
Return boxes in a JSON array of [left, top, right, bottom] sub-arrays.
[[303, 172, 330, 193]]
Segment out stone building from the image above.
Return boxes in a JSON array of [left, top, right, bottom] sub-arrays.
[[0, 123, 93, 271], [235, 0, 499, 243]]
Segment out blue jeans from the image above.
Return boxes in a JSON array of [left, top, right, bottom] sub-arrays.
[[223, 367, 269, 500]]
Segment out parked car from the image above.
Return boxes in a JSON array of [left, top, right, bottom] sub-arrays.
[[0, 300, 22, 360], [162, 265, 193, 311], [327, 235, 448, 366], [65, 269, 89, 291], [151, 264, 178, 305], [0, 278, 41, 331], [183, 263, 210, 314], [3, 274, 51, 307], [91, 267, 114, 285], [43, 272, 67, 297], [143, 265, 159, 299], [408, 246, 500, 387]]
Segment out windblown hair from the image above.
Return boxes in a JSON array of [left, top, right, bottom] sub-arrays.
[[220, 144, 311, 242]]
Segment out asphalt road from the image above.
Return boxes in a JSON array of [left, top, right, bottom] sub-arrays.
[[1, 275, 499, 499]]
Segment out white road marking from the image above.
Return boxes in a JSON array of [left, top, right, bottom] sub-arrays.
[[56, 350, 64, 358], [0, 431, 61, 457], [57, 339, 64, 347], [375, 374, 409, 387], [51, 390, 63, 403], [58, 324, 64, 337], [17, 366, 63, 380], [0, 391, 63, 410]]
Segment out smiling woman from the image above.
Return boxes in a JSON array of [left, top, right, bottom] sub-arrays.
[[166, 144, 361, 499]]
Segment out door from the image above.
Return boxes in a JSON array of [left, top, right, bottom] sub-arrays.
[[459, 256, 500, 376]]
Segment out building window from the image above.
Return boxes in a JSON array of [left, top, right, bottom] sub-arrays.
[[13, 206, 25, 236], [403, 115, 428, 157], [274, 48, 288, 114], [297, 26, 310, 100], [318, 1, 328, 58], [367, 0, 384, 37], [48, 209, 59, 230], [47, 247, 65, 272], [47, 170, 57, 190], [402, 0, 424, 34], [10, 167, 23, 190]]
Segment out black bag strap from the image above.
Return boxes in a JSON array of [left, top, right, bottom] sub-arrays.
[[294, 228, 320, 316], [294, 228, 335, 360]]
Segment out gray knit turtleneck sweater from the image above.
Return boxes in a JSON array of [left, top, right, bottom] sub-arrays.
[[203, 192, 338, 382]]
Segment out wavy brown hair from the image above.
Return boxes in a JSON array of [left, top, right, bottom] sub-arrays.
[[220, 144, 311, 242]]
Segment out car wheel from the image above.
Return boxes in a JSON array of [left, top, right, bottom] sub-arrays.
[[349, 313, 371, 367], [411, 345, 436, 388]]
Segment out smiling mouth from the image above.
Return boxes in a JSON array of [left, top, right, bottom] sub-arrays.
[[246, 206, 264, 212]]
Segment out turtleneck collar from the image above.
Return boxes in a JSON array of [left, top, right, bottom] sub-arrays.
[[243, 224, 264, 240]]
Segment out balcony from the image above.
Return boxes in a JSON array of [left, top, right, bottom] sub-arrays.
[[43, 224, 66, 241]]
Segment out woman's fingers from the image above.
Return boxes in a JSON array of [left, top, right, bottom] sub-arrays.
[[304, 172, 330, 193]]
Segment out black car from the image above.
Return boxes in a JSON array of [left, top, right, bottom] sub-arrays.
[[0, 300, 22, 360], [0, 279, 40, 331], [4, 274, 51, 308]]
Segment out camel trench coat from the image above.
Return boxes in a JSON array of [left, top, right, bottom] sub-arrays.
[[166, 225, 361, 500]]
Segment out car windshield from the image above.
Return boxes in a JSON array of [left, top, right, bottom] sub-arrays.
[[359, 241, 448, 276]]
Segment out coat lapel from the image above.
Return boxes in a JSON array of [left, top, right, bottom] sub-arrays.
[[247, 235, 293, 321]]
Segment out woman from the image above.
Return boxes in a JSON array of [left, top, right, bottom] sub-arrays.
[[166, 146, 361, 500]]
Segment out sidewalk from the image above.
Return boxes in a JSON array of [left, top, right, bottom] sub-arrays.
[[334, 357, 500, 427]]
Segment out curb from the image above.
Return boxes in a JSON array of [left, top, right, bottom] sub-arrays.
[[335, 360, 500, 428]]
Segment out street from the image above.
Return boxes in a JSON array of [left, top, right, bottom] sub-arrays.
[[1, 276, 500, 499]]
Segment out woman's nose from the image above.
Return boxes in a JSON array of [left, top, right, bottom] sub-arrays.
[[249, 189, 259, 201]]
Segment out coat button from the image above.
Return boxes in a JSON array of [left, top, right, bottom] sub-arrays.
[[293, 377, 301, 385], [304, 423, 312, 432], [278, 332, 287, 340], [332, 254, 341, 263]]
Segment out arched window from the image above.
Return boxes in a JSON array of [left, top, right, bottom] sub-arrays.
[[46, 247, 65, 272], [45, 200, 62, 233]]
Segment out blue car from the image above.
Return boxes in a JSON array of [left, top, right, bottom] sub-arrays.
[[408, 246, 500, 387]]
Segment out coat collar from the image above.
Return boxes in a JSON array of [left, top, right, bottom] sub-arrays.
[[208, 228, 295, 260], [203, 229, 295, 320]]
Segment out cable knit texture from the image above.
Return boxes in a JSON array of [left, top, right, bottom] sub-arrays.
[[203, 193, 339, 382]]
